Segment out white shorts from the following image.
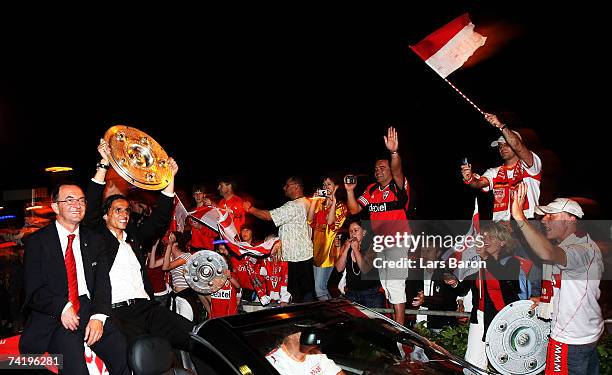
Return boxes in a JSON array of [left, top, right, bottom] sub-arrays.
[[377, 247, 408, 304]]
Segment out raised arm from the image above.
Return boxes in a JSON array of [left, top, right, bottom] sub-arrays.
[[344, 176, 362, 215], [484, 113, 534, 167], [460, 163, 489, 189], [384, 126, 405, 187], [244, 201, 272, 221], [511, 182, 567, 266]]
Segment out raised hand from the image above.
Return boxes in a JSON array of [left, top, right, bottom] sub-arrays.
[[98, 139, 111, 162], [460, 164, 473, 182], [484, 112, 503, 129], [511, 182, 528, 221], [384, 127, 399, 152], [167, 158, 178, 177]]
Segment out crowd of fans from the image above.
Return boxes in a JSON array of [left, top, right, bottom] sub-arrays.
[[0, 112, 610, 374]]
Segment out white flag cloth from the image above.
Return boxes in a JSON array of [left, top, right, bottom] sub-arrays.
[[410, 13, 486, 78]]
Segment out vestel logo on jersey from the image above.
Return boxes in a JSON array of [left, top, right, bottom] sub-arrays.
[[211, 289, 231, 299], [368, 203, 387, 212]]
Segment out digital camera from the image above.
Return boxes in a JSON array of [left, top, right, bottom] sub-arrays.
[[344, 175, 357, 184], [316, 189, 329, 197]]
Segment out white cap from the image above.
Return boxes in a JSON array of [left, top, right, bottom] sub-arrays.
[[535, 198, 584, 218], [490, 131, 522, 147]]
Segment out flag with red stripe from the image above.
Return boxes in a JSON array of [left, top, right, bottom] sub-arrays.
[[410, 13, 486, 78], [190, 206, 277, 257]]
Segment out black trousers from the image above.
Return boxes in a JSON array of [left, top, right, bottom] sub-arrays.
[[111, 299, 194, 351], [46, 296, 130, 375], [287, 258, 315, 303]]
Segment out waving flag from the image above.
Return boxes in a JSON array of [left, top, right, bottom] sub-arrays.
[[189, 205, 277, 257], [410, 13, 486, 78], [442, 197, 481, 281]]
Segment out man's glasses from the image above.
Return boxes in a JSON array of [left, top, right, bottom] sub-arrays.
[[56, 197, 87, 205]]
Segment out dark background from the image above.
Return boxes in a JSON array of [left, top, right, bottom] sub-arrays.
[[1, 3, 609, 223]]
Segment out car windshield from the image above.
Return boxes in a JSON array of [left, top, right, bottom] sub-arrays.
[[236, 303, 470, 375]]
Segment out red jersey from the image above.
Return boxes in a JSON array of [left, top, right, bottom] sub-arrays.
[[210, 276, 238, 318], [357, 177, 410, 235], [218, 195, 245, 232], [190, 206, 218, 250], [231, 255, 266, 299], [260, 258, 290, 303]]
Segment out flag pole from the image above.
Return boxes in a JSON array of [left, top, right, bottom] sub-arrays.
[[441, 77, 485, 115], [408, 47, 485, 115]]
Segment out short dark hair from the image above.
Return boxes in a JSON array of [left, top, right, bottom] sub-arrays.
[[217, 176, 238, 191], [102, 194, 129, 214], [374, 155, 391, 165], [50, 181, 81, 202]]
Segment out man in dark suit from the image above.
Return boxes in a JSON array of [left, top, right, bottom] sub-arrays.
[[20, 183, 129, 375], [83, 139, 194, 350]]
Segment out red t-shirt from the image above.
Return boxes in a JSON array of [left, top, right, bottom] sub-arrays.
[[357, 178, 410, 235], [262, 258, 289, 302], [210, 276, 238, 318], [231, 255, 266, 298], [190, 206, 218, 250], [218, 195, 245, 232]]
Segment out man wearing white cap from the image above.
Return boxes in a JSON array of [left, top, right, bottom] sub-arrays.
[[461, 112, 543, 303], [511, 183, 604, 375], [461, 113, 542, 222]]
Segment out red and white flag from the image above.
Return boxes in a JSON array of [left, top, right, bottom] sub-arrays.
[[190, 206, 277, 257], [410, 13, 486, 78], [172, 196, 190, 233], [443, 197, 481, 281]]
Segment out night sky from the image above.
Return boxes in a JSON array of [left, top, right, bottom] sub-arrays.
[[1, 4, 610, 222]]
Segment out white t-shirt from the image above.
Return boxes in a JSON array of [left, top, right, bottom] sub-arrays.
[[481, 152, 542, 221], [266, 346, 341, 375], [551, 233, 604, 344], [270, 197, 313, 262]]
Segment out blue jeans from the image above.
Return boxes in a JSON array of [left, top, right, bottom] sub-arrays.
[[346, 288, 385, 308], [313, 266, 334, 300], [568, 341, 599, 375]]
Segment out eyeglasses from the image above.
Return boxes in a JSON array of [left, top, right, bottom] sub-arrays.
[[56, 197, 87, 205]]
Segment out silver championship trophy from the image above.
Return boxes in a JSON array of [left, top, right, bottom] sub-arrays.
[[185, 250, 229, 294], [485, 300, 551, 375]]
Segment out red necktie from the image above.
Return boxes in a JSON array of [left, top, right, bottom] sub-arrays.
[[65, 234, 80, 314]]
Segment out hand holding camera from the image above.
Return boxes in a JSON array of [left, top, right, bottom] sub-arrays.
[[343, 175, 357, 191]]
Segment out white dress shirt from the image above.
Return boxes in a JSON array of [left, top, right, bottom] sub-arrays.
[[56, 222, 106, 324], [109, 230, 150, 303]]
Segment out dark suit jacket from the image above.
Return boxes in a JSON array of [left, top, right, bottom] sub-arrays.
[[82, 180, 173, 299], [20, 222, 111, 353]]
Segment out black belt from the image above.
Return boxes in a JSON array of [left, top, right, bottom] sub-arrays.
[[111, 298, 147, 309]]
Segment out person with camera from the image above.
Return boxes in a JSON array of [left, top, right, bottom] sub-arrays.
[[308, 175, 348, 301], [345, 127, 411, 325], [335, 219, 384, 308]]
